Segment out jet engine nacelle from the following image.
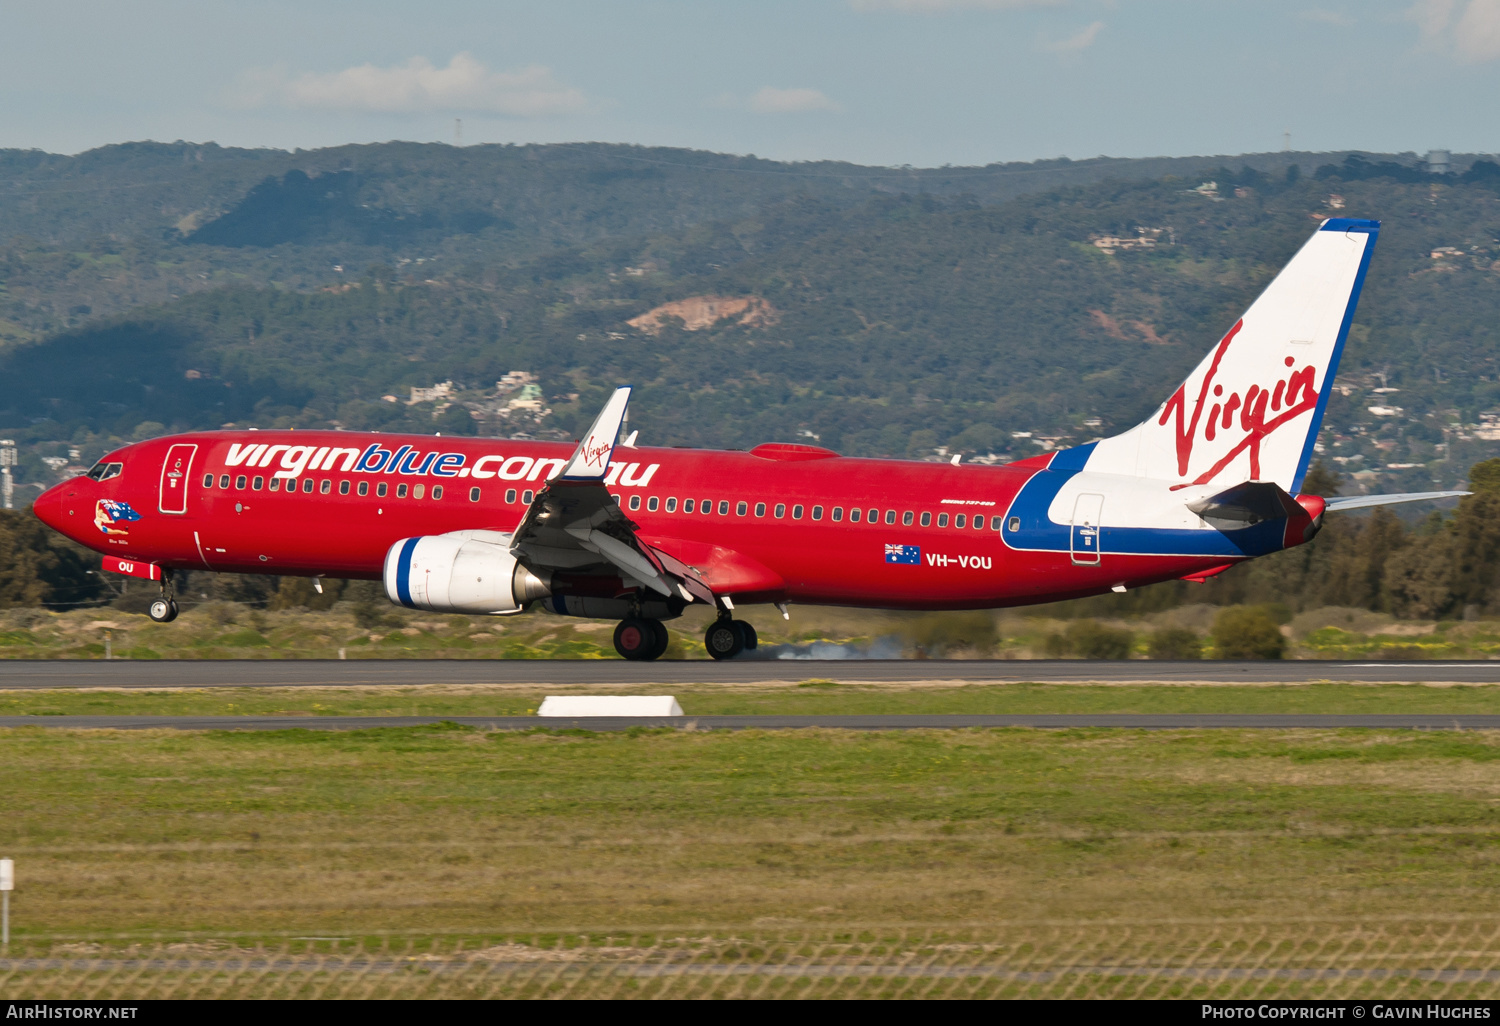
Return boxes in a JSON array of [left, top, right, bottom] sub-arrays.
[[384, 530, 552, 614]]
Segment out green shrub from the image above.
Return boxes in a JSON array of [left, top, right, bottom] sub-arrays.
[[905, 611, 998, 656], [1148, 627, 1202, 660], [1211, 606, 1286, 660], [1064, 619, 1133, 659]]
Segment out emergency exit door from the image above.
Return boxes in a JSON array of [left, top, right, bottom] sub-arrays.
[[1070, 493, 1104, 566], [159, 443, 197, 514]]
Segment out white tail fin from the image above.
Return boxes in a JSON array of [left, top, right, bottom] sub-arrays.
[[1089, 218, 1378, 493]]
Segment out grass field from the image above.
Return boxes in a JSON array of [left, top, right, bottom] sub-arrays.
[[5, 680, 1500, 717], [4, 681, 1500, 942]]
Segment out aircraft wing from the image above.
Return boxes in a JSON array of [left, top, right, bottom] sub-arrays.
[[507, 387, 715, 606], [1324, 491, 1469, 512]]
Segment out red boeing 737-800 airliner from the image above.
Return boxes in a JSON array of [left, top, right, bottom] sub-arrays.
[[32, 218, 1465, 659]]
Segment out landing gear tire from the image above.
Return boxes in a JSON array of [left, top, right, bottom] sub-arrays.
[[148, 598, 179, 624], [648, 618, 671, 660], [615, 617, 665, 661], [736, 620, 757, 651], [705, 619, 745, 660]]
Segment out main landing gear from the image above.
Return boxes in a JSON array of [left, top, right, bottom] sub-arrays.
[[704, 616, 758, 661], [147, 571, 179, 624], [614, 616, 669, 661], [611, 614, 759, 661]]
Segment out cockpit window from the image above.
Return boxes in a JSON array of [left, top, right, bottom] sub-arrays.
[[85, 460, 123, 482]]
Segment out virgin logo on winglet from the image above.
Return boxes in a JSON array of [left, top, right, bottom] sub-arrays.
[[1157, 319, 1321, 490], [580, 437, 613, 468]]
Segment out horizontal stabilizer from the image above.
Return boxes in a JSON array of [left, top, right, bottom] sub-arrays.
[[1186, 480, 1300, 529], [1324, 491, 1469, 512]]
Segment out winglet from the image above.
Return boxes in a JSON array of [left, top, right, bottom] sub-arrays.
[[560, 386, 631, 480]]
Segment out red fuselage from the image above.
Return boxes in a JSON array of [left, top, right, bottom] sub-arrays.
[[34, 430, 1245, 610]]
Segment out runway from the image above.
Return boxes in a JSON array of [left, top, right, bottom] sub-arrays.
[[5, 714, 1500, 731], [1, 659, 1499, 690]]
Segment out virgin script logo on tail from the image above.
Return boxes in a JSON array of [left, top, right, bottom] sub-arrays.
[[1158, 320, 1320, 489]]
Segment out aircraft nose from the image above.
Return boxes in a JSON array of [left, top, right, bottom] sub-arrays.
[[32, 482, 71, 534]]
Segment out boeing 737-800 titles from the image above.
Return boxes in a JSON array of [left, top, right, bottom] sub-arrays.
[[32, 218, 1465, 659]]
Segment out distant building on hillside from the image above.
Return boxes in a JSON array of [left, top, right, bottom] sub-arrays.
[[1426, 150, 1451, 174], [408, 381, 454, 405]]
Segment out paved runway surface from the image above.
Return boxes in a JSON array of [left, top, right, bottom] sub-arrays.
[[2, 659, 1499, 689], [5, 713, 1500, 731]]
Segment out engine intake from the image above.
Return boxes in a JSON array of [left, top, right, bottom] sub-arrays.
[[384, 530, 551, 614]]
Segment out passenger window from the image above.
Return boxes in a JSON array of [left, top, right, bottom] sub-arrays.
[[684, 499, 695, 513], [647, 496, 659, 512], [505, 488, 517, 503], [339, 480, 350, 495], [921, 511, 931, 526], [938, 513, 949, 527], [850, 508, 861, 523], [252, 476, 264, 490], [792, 504, 804, 519], [320, 480, 332, 495], [358, 481, 369, 496], [868, 508, 878, 524], [220, 474, 230, 489], [202, 473, 213, 487], [302, 478, 314, 493], [956, 514, 966, 528], [754, 502, 766, 517], [396, 483, 408, 498], [413, 484, 425, 499], [377, 482, 388, 497], [432, 485, 443, 500], [736, 501, 748, 516], [830, 506, 841, 522], [885, 510, 896, 525], [975, 515, 985, 530], [269, 478, 280, 492], [235, 475, 246, 489], [469, 487, 481, 502], [718, 500, 729, 515], [629, 495, 641, 510], [1008, 516, 1020, 532], [522, 490, 534, 504], [666, 497, 677, 512], [774, 503, 785, 518], [902, 511, 913, 526]]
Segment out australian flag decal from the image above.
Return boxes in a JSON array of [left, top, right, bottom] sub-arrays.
[[885, 543, 920, 565]]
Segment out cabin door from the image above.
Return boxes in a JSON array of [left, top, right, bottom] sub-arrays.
[[158, 443, 197, 514], [1070, 493, 1104, 566]]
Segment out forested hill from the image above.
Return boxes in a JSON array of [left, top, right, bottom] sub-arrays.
[[1, 142, 1499, 502]]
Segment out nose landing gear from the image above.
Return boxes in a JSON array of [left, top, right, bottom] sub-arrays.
[[613, 616, 669, 660], [147, 571, 179, 624]]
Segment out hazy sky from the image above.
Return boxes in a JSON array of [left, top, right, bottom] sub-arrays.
[[3, 0, 1497, 165]]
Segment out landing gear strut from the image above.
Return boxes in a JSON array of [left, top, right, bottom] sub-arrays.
[[614, 616, 669, 661], [147, 570, 179, 624], [704, 617, 757, 660]]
